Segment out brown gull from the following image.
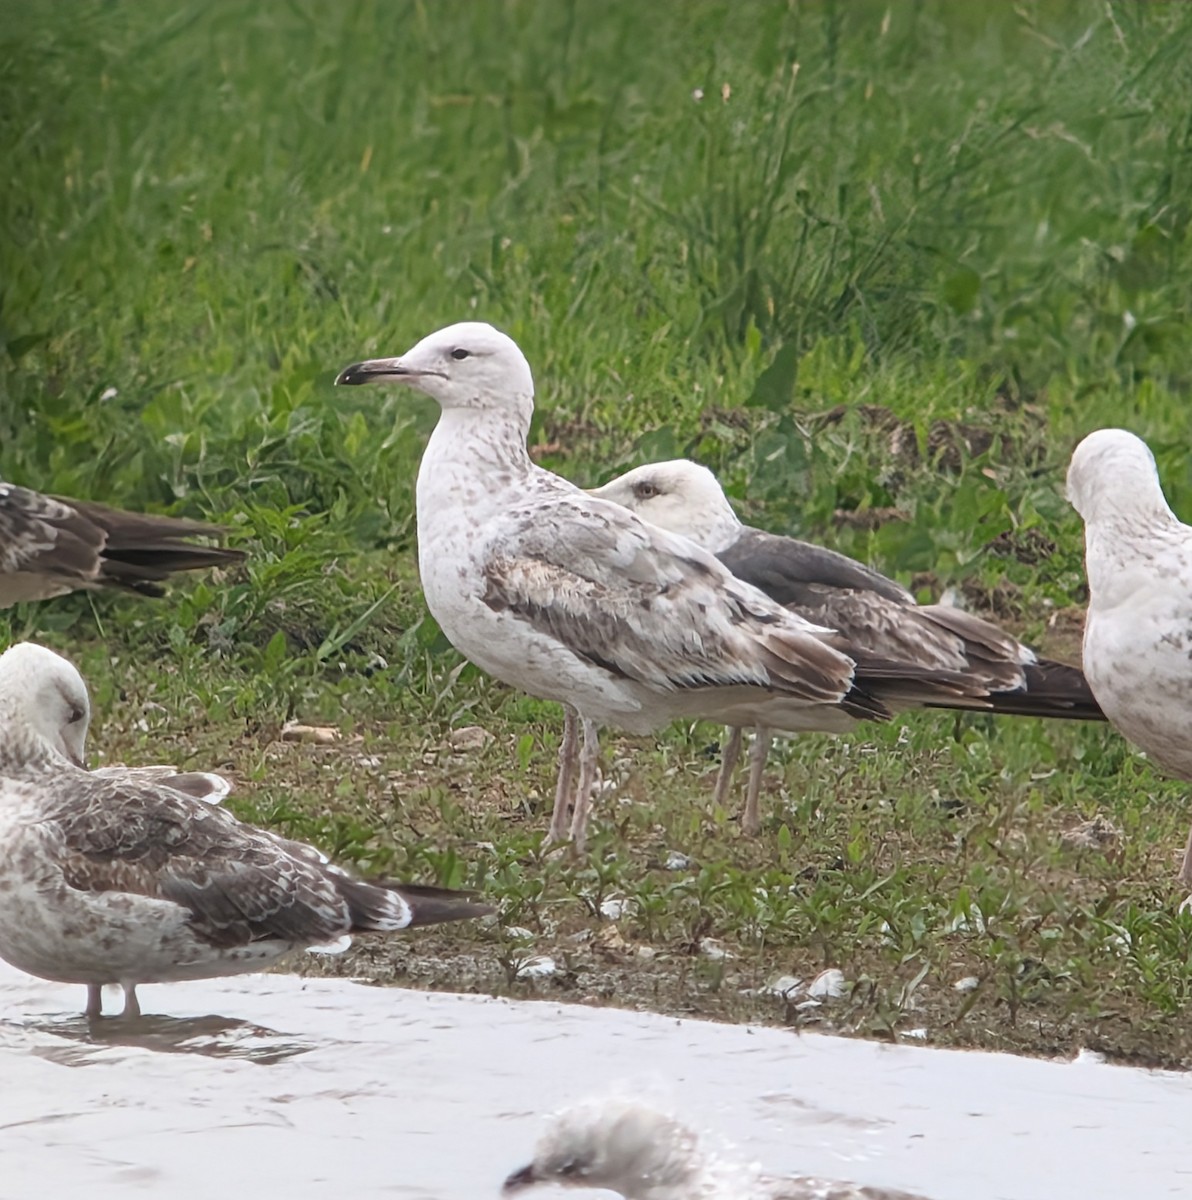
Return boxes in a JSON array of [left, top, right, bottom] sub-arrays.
[[1067, 428, 1192, 903], [0, 642, 491, 1018], [0, 479, 244, 606], [335, 323, 1024, 851], [590, 458, 1103, 834], [502, 1097, 934, 1200]]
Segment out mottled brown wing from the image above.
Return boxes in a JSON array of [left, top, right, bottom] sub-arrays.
[[41, 777, 356, 949], [0, 483, 105, 598], [482, 493, 858, 706]]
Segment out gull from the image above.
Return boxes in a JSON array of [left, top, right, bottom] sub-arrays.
[[25, 644, 232, 802], [336, 323, 1018, 851], [502, 1097, 934, 1200], [0, 479, 244, 606], [591, 459, 1104, 834], [0, 642, 492, 1018], [1067, 428, 1192, 899]]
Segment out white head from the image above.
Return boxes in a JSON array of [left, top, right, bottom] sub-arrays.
[[1066, 428, 1175, 527], [589, 460, 743, 554], [0, 642, 91, 767], [335, 322, 534, 416], [503, 1099, 703, 1198]]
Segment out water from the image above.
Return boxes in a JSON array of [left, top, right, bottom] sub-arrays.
[[0, 961, 1187, 1200]]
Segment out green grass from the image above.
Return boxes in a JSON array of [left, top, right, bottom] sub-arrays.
[[3, 0, 1192, 1065]]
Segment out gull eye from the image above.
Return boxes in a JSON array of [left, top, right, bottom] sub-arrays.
[[633, 481, 659, 500], [451, 347, 471, 361], [67, 707, 85, 725]]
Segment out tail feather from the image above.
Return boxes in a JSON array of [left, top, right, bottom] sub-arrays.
[[64, 497, 246, 591], [338, 877, 493, 932], [922, 657, 1106, 722]]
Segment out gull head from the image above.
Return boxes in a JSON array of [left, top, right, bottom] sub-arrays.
[[0, 642, 91, 767], [1066, 428, 1171, 526], [589, 459, 743, 554], [502, 1098, 702, 1198], [335, 322, 534, 413]]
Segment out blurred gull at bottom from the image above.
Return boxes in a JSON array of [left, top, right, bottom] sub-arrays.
[[0, 961, 1187, 1200]]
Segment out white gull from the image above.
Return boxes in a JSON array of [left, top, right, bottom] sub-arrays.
[[335, 323, 994, 850], [501, 1097, 934, 1200], [590, 458, 1103, 834], [1067, 428, 1192, 899], [0, 642, 491, 1018], [0, 479, 244, 606]]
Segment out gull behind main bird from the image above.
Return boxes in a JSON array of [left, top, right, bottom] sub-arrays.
[[0, 643, 491, 1018], [0, 479, 244, 606], [1067, 428, 1192, 903], [591, 459, 1104, 834], [336, 322, 1032, 850]]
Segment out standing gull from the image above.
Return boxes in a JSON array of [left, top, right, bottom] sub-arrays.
[[1067, 428, 1192, 900], [502, 1098, 935, 1200], [0, 642, 491, 1018], [590, 459, 1103, 834], [336, 323, 1018, 850], [0, 479, 244, 606]]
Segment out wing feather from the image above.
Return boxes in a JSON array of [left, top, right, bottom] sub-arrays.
[[481, 495, 858, 707]]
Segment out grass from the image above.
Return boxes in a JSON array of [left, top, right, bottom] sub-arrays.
[[3, 0, 1192, 1066]]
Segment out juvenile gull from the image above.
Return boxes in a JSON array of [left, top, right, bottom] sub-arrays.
[[1067, 428, 1192, 899], [591, 459, 1103, 834], [502, 1097, 934, 1200], [336, 324, 999, 849], [0, 642, 491, 1018], [27, 646, 234, 803], [0, 479, 244, 606]]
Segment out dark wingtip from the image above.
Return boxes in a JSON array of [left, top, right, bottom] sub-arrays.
[[390, 881, 494, 926], [501, 1164, 537, 1193]]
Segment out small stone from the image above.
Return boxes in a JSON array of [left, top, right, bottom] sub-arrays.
[[281, 722, 342, 745], [663, 851, 692, 871], [600, 897, 630, 921], [447, 725, 494, 752], [953, 976, 980, 993]]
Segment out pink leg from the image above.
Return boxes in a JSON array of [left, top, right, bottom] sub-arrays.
[[121, 984, 141, 1019], [742, 727, 774, 837], [568, 718, 602, 854], [545, 706, 580, 846], [712, 726, 743, 811]]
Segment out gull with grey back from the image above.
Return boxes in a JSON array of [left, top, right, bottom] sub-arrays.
[[502, 1097, 935, 1200], [590, 459, 1103, 834], [1067, 428, 1192, 904], [0, 480, 244, 607], [336, 323, 1029, 850], [0, 642, 491, 1018]]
